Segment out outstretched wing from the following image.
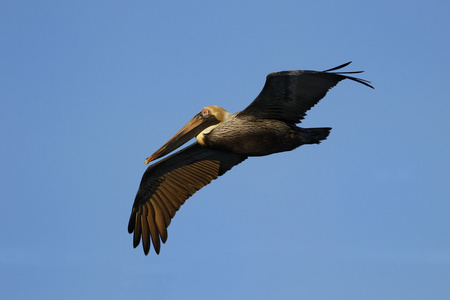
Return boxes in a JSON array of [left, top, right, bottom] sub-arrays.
[[128, 142, 247, 255], [238, 62, 373, 124]]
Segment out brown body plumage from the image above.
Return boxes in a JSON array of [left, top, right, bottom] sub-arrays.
[[128, 62, 373, 255], [201, 114, 331, 156]]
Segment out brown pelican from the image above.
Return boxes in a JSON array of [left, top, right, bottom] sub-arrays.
[[128, 62, 373, 255]]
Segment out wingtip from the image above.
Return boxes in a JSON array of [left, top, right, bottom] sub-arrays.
[[128, 212, 135, 234], [324, 62, 374, 89], [133, 232, 141, 248], [351, 77, 374, 89], [324, 61, 352, 72]]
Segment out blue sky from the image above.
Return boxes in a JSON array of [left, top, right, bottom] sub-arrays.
[[1, 1, 449, 299]]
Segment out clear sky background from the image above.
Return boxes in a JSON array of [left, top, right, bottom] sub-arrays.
[[1, 1, 449, 299]]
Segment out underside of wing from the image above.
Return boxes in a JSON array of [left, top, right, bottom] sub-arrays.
[[128, 142, 247, 255], [238, 62, 373, 124]]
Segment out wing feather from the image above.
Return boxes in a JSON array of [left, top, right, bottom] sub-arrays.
[[151, 198, 168, 242], [145, 202, 161, 254], [140, 205, 150, 252], [156, 189, 177, 216], [159, 183, 183, 206], [133, 207, 142, 248], [238, 62, 373, 124], [129, 142, 247, 255]]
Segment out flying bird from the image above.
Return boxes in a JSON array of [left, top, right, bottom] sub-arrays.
[[128, 62, 373, 255]]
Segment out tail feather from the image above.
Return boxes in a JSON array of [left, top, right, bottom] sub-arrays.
[[302, 127, 332, 144]]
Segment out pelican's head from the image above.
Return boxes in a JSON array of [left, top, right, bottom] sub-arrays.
[[144, 106, 230, 164]]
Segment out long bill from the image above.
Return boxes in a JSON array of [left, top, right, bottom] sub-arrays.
[[144, 113, 219, 164]]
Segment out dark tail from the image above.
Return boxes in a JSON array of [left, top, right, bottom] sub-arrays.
[[301, 127, 332, 144]]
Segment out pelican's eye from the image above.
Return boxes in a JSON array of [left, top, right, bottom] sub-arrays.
[[201, 109, 210, 117]]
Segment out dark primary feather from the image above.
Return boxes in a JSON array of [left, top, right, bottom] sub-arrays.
[[128, 143, 247, 255], [238, 61, 373, 124]]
